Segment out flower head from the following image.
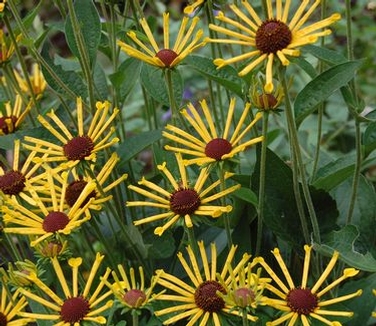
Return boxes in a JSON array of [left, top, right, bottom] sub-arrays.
[[0, 28, 20, 63], [255, 245, 362, 325], [18, 253, 113, 325], [126, 153, 240, 236], [0, 139, 46, 201], [13, 63, 47, 98], [163, 98, 263, 166], [208, 0, 341, 92], [155, 241, 253, 325], [250, 78, 284, 111], [2, 168, 96, 247], [0, 95, 32, 135], [118, 12, 204, 68], [23, 98, 119, 169], [107, 265, 162, 310], [0, 282, 34, 325]]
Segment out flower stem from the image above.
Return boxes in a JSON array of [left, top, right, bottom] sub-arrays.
[[219, 162, 233, 248], [256, 111, 268, 256], [132, 310, 139, 326], [242, 310, 249, 326], [278, 67, 320, 244]]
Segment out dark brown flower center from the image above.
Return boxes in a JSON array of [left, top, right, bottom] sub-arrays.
[[287, 288, 318, 315], [170, 188, 201, 215], [63, 136, 94, 161], [60, 296, 90, 323], [65, 180, 96, 207], [42, 211, 70, 233], [258, 93, 278, 110], [205, 138, 232, 160], [0, 170, 26, 195], [0, 312, 7, 326], [256, 19, 292, 54], [234, 287, 255, 307], [194, 280, 226, 313], [0, 115, 18, 134], [123, 289, 147, 308], [156, 49, 178, 67]]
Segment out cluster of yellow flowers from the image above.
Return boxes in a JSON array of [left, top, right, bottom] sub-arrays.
[[0, 0, 371, 325]]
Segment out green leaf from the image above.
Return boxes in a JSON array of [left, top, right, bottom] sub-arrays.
[[304, 45, 348, 65], [109, 58, 142, 103], [294, 60, 363, 127], [140, 65, 183, 107], [65, 0, 101, 66], [93, 63, 108, 100], [185, 55, 244, 97], [363, 121, 376, 156], [117, 129, 162, 162], [313, 225, 376, 272], [40, 42, 87, 98], [233, 187, 258, 207]]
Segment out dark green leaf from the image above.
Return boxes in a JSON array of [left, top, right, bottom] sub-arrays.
[[313, 225, 376, 272], [304, 45, 348, 65], [363, 121, 376, 156], [185, 55, 244, 97], [140, 65, 183, 107], [65, 0, 101, 66], [93, 63, 108, 100], [117, 129, 162, 162], [294, 60, 363, 127], [289, 56, 317, 79], [233, 187, 258, 207], [109, 58, 142, 103]]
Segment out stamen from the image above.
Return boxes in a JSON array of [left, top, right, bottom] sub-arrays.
[[42, 211, 70, 233], [170, 188, 201, 215], [205, 138, 232, 160], [63, 136, 94, 161], [0, 170, 26, 195], [287, 288, 318, 315], [60, 296, 90, 323], [194, 280, 226, 313], [256, 19, 292, 54], [156, 49, 178, 67]]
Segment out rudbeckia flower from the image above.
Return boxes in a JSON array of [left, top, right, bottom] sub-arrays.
[[2, 168, 96, 247], [0, 139, 46, 201], [13, 63, 47, 98], [0, 282, 34, 325], [207, 0, 341, 92], [23, 98, 119, 169], [118, 12, 204, 68], [255, 245, 362, 325], [18, 253, 113, 325], [163, 98, 263, 166], [106, 265, 162, 310], [0, 28, 20, 63], [154, 241, 253, 325], [126, 153, 240, 236], [0, 94, 32, 135]]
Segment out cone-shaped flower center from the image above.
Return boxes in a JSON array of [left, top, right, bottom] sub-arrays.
[[195, 280, 226, 313], [0, 312, 7, 326], [205, 138, 232, 160], [256, 19, 292, 54], [234, 287, 255, 307], [0, 170, 26, 195], [258, 93, 278, 110], [65, 180, 96, 207], [170, 187, 201, 215], [63, 136, 94, 161], [0, 115, 18, 134], [156, 49, 178, 67], [123, 289, 147, 308], [60, 296, 90, 324], [287, 288, 318, 315], [42, 211, 70, 233]]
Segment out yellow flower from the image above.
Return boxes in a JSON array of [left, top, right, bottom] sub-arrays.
[[23, 98, 119, 169], [0, 139, 46, 201], [13, 63, 47, 97], [107, 265, 162, 310], [18, 253, 113, 325], [0, 94, 32, 135], [155, 241, 252, 325], [0, 283, 34, 325], [207, 0, 341, 92], [126, 153, 240, 236], [250, 77, 284, 111], [2, 168, 96, 247], [6, 259, 38, 288], [0, 28, 20, 63], [163, 98, 263, 166], [118, 12, 204, 68], [50, 152, 127, 211], [255, 245, 362, 325]]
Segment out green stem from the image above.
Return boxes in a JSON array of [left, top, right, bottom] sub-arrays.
[[186, 226, 199, 257], [132, 310, 139, 326], [219, 163, 233, 248], [278, 67, 320, 244], [255, 111, 268, 256], [242, 310, 249, 326]]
